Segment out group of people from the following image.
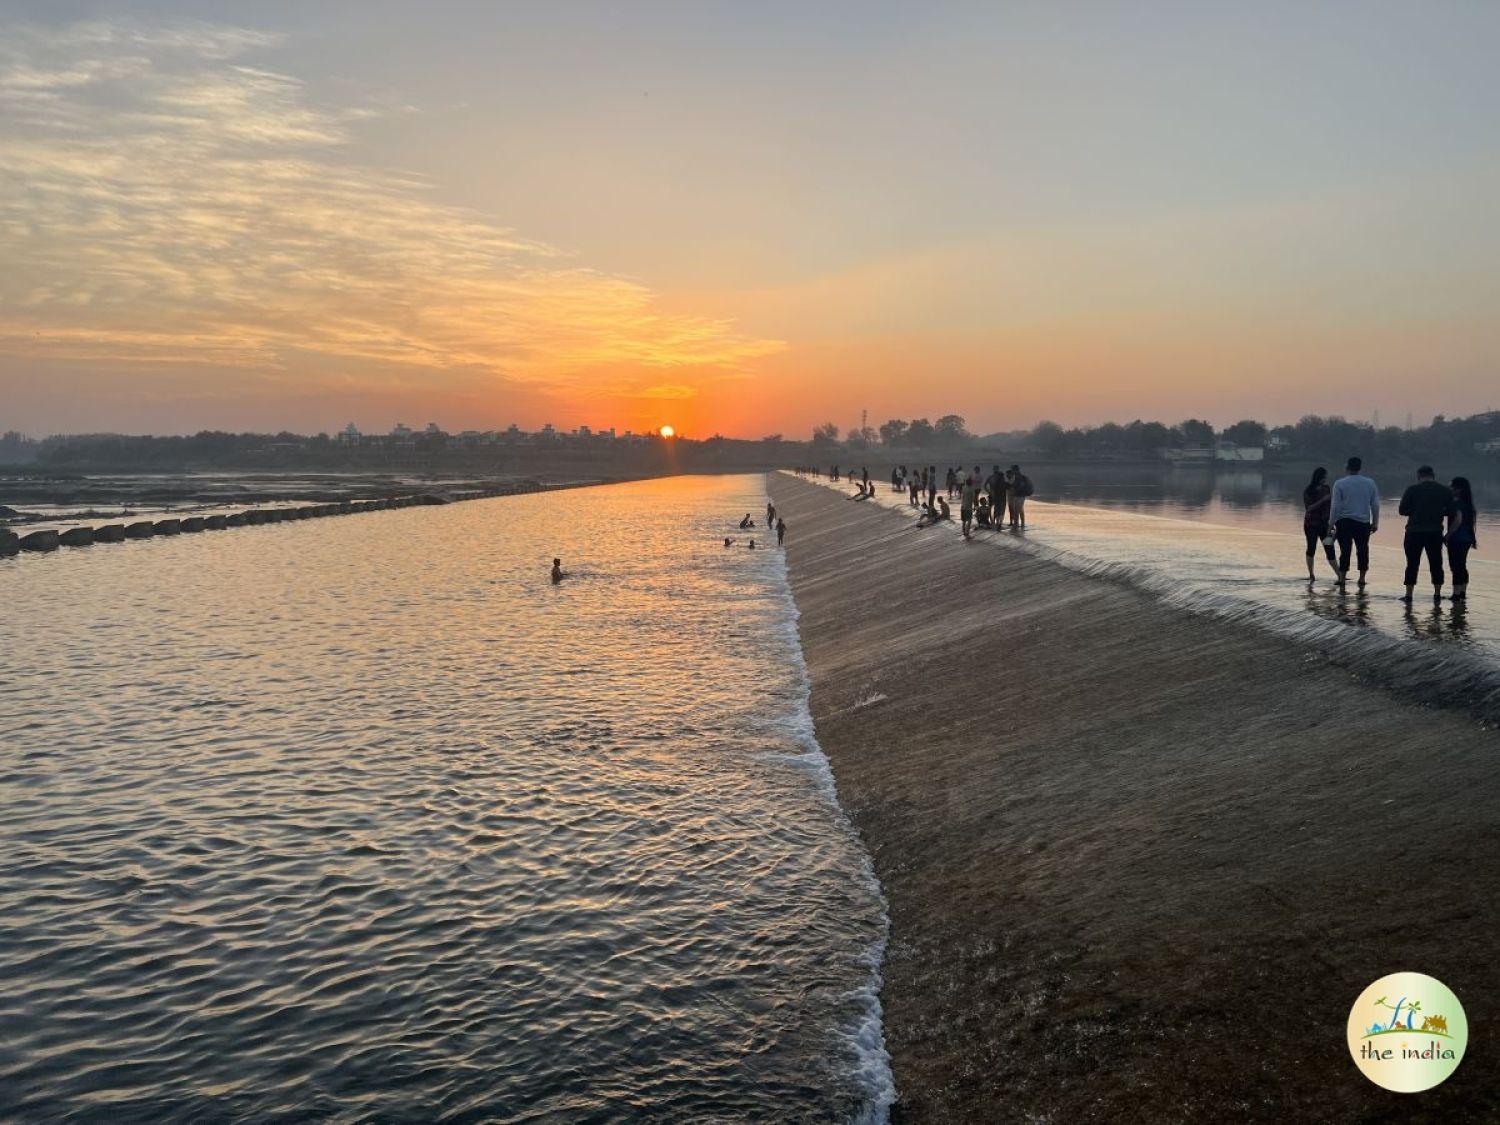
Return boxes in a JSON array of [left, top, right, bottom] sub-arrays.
[[888, 464, 1033, 538], [804, 461, 1036, 538], [726, 502, 787, 550], [1302, 457, 1478, 602]]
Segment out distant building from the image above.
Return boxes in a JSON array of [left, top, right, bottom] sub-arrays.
[[1161, 447, 1214, 463], [391, 423, 414, 440], [1215, 441, 1264, 462], [335, 423, 362, 445]]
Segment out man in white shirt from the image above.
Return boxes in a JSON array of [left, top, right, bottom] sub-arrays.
[[1329, 456, 1380, 589]]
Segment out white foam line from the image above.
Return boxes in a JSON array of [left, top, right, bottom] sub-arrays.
[[786, 472, 1500, 723], [763, 473, 897, 1124]]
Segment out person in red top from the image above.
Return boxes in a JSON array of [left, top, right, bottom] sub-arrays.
[[1301, 467, 1339, 581]]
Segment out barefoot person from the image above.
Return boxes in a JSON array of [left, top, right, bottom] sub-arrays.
[[1302, 467, 1339, 581], [1447, 477, 1477, 602], [1330, 456, 1380, 589], [1398, 465, 1459, 603], [1008, 465, 1033, 528]]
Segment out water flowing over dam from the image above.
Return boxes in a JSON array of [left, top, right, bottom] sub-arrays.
[[769, 472, 1497, 1121]]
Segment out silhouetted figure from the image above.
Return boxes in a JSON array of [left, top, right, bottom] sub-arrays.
[[1302, 467, 1339, 581], [551, 557, 565, 584], [1448, 477, 1477, 602], [1009, 464, 1033, 528], [739, 513, 754, 529], [776, 517, 786, 546], [1398, 465, 1458, 602]]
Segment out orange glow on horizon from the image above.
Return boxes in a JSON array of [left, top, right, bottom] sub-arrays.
[[659, 425, 675, 438]]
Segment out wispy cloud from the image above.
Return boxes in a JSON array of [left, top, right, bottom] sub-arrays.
[[0, 19, 782, 408]]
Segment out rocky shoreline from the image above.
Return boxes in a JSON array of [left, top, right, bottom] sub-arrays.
[[0, 479, 603, 557], [768, 472, 1497, 1122]]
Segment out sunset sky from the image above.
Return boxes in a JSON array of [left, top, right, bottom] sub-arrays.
[[3, 2, 1499, 438]]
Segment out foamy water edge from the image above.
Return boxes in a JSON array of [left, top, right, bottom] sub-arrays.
[[763, 476, 897, 1123], [799, 473, 1500, 726]]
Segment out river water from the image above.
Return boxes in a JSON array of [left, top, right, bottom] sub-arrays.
[[819, 465, 1500, 718], [0, 475, 891, 1121]]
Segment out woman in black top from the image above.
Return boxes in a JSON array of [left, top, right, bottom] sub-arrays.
[[1447, 476, 1477, 601], [1302, 467, 1338, 581]]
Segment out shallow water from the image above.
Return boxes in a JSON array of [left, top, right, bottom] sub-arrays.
[[0, 474, 890, 1121], [813, 472, 1500, 717]]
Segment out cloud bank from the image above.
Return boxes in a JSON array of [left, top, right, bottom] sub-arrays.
[[0, 20, 781, 419]]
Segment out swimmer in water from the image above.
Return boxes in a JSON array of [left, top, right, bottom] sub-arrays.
[[550, 557, 565, 583], [748, 539, 756, 550], [724, 537, 735, 547], [739, 514, 754, 529]]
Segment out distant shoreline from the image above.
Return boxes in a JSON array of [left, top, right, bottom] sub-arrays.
[[769, 472, 1497, 1121], [0, 471, 654, 529]]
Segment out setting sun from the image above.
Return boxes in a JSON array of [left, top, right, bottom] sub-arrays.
[[659, 425, 675, 439]]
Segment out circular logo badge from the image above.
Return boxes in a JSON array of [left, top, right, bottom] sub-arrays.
[[1348, 972, 1467, 1092]]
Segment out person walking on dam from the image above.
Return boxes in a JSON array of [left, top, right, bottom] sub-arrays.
[[1447, 476, 1477, 602], [776, 517, 787, 547], [1302, 467, 1339, 581], [1330, 456, 1380, 589], [1398, 465, 1459, 603]]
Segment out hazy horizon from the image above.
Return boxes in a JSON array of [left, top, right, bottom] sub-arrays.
[[4, 3, 1499, 438]]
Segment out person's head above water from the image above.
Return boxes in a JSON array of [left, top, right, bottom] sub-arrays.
[[552, 557, 561, 566], [1346, 456, 1362, 473]]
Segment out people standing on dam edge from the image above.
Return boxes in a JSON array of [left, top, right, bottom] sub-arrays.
[[1302, 467, 1340, 582], [1398, 465, 1460, 604], [1330, 456, 1380, 590], [1007, 465, 1033, 529], [776, 517, 787, 547], [1447, 477, 1477, 603]]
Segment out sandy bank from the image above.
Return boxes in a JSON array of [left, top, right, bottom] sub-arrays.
[[768, 473, 1497, 1122]]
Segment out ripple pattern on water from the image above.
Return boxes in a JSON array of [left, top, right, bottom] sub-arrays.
[[1, 474, 889, 1122]]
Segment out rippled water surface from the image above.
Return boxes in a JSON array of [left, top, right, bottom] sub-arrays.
[[812, 472, 1500, 716], [1, 475, 889, 1121]]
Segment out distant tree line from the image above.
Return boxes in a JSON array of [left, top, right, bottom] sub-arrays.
[[808, 411, 1500, 464]]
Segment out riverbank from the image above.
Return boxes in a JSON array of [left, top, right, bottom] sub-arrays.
[[767, 473, 1497, 1121]]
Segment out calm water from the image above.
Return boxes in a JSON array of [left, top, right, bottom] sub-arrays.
[[0, 475, 891, 1121]]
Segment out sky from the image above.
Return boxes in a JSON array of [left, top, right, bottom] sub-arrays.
[[2, 1, 1499, 438]]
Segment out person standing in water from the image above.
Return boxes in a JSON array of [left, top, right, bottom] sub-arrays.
[[960, 476, 977, 539], [987, 465, 1005, 529], [1330, 456, 1380, 589], [1447, 477, 1477, 602], [1301, 467, 1339, 581], [551, 557, 565, 583], [776, 517, 787, 547], [1398, 465, 1459, 603], [766, 501, 776, 527]]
